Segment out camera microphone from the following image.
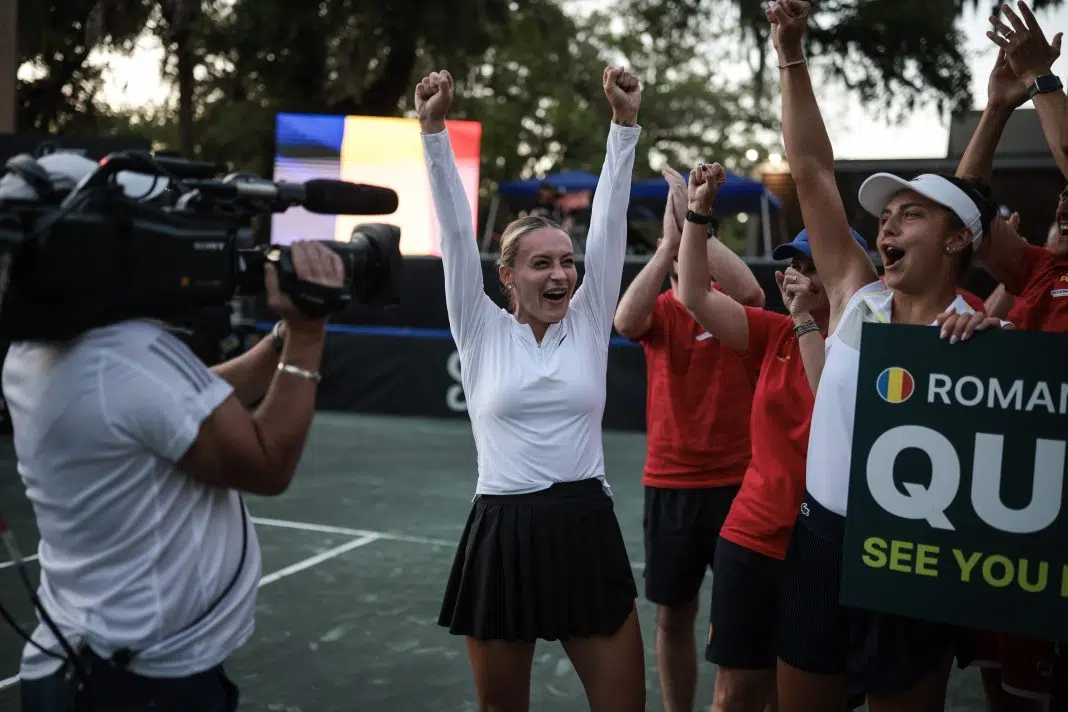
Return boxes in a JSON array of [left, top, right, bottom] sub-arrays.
[[187, 178, 399, 216]]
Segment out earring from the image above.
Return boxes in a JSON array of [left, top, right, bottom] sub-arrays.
[[944, 246, 953, 255]]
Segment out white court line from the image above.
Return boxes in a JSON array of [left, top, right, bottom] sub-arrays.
[[250, 516, 647, 570], [258, 533, 380, 587], [0, 554, 38, 571], [251, 516, 453, 547], [0, 533, 381, 694]]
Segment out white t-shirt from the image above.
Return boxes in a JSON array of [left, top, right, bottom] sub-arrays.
[[3, 320, 262, 679], [805, 282, 981, 516], [423, 122, 641, 495]]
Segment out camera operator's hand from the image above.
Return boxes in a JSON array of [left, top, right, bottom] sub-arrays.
[[265, 240, 344, 332]]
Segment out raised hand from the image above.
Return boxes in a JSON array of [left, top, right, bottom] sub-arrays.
[[775, 266, 822, 322], [987, 49, 1030, 110], [988, 1, 1063, 86], [657, 192, 683, 257], [415, 70, 454, 134], [603, 66, 641, 126], [687, 162, 726, 215], [990, 212, 1024, 247], [662, 165, 688, 229], [1007, 210, 1022, 232], [766, 0, 810, 61]]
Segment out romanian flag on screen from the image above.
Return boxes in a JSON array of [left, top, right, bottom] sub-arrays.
[[271, 113, 482, 257]]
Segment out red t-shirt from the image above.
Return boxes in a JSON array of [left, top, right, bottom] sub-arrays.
[[719, 308, 815, 560], [1004, 243, 1068, 333], [637, 291, 760, 489]]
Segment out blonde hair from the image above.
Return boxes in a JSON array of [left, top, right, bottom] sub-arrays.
[[497, 214, 562, 313]]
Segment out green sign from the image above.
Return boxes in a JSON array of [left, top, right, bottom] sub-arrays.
[[841, 323, 1068, 641]]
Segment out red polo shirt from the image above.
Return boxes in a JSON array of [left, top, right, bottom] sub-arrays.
[[971, 242, 1068, 698], [636, 291, 760, 489], [719, 307, 815, 560], [1004, 243, 1068, 333]]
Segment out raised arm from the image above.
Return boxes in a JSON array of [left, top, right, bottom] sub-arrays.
[[659, 165, 764, 308], [573, 67, 642, 341], [677, 163, 753, 353], [769, 0, 876, 329], [956, 51, 1027, 183], [614, 185, 680, 339], [416, 70, 495, 350], [988, 3, 1068, 179], [776, 267, 826, 393]]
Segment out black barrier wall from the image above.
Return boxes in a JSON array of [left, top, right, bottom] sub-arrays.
[[250, 254, 998, 433]]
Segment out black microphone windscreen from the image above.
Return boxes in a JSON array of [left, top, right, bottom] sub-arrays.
[[301, 179, 399, 216]]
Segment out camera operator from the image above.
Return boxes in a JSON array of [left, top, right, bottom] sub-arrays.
[[7, 240, 343, 712]]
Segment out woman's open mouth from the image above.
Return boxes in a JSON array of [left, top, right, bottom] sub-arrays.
[[543, 289, 568, 302], [882, 245, 906, 269]]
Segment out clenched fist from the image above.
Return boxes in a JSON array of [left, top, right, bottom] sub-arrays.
[[766, 0, 810, 62], [603, 66, 641, 126], [415, 70, 454, 134], [687, 162, 726, 215]]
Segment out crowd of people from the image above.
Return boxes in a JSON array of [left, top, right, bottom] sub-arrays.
[[420, 0, 1068, 711], [4, 0, 1066, 710]]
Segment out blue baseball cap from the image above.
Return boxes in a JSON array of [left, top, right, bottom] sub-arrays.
[[771, 227, 868, 261]]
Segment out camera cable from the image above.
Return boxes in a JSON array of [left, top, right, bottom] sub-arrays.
[[0, 507, 92, 708]]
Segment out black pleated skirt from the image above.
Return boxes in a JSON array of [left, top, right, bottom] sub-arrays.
[[438, 478, 638, 643]]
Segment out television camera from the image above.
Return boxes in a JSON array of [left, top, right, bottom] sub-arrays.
[[0, 149, 404, 342]]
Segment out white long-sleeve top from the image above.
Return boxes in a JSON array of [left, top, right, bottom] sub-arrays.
[[422, 122, 641, 495]]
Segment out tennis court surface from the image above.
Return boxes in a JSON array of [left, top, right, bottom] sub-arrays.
[[0, 413, 989, 711]]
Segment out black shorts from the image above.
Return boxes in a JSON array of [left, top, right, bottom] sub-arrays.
[[776, 493, 957, 698], [642, 484, 740, 606], [705, 536, 782, 670], [438, 478, 637, 642]]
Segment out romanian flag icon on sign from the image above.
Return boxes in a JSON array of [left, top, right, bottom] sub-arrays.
[[876, 367, 915, 404]]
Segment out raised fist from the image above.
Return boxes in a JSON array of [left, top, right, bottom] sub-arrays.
[[687, 162, 726, 214], [603, 66, 641, 125], [766, 0, 810, 58], [415, 70, 454, 133]]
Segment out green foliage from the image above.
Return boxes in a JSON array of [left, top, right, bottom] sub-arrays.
[[618, 0, 1065, 122], [15, 0, 155, 132], [16, 0, 1067, 237]]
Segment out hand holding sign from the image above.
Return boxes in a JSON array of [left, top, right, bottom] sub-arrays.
[[936, 310, 1013, 344]]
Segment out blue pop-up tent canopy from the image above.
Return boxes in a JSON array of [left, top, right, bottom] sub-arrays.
[[497, 170, 600, 196], [497, 170, 780, 215], [488, 169, 783, 256], [630, 174, 782, 214]]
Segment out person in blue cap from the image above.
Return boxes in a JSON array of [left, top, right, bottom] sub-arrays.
[[676, 160, 870, 712]]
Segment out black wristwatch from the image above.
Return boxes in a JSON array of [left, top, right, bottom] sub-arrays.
[[685, 209, 712, 225], [1029, 74, 1063, 99]]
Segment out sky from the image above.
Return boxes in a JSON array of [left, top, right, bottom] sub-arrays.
[[83, 3, 1068, 162]]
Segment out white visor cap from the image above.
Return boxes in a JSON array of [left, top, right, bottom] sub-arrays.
[[858, 172, 985, 248]]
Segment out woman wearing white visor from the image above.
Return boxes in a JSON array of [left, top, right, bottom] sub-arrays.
[[765, 2, 1012, 712]]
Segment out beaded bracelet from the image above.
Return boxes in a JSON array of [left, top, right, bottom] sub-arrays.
[[793, 320, 820, 338]]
